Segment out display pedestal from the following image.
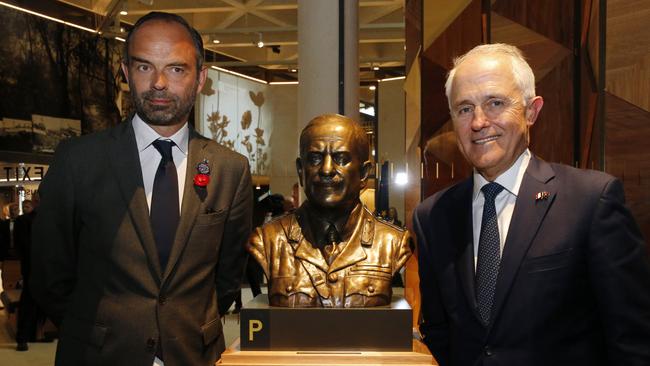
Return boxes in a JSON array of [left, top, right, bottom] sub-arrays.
[[218, 337, 436, 365], [219, 295, 436, 365], [239, 295, 413, 351]]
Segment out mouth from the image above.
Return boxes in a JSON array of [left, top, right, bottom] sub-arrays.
[[147, 98, 172, 106], [472, 135, 500, 145]]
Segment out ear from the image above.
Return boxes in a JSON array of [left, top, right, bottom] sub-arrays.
[[360, 160, 373, 184], [121, 62, 130, 84], [295, 157, 304, 187], [525, 96, 544, 127], [196, 66, 208, 95]]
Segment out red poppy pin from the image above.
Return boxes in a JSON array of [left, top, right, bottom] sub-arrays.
[[194, 159, 210, 187]]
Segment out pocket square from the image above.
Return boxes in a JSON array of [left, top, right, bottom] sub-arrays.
[[535, 191, 550, 201]]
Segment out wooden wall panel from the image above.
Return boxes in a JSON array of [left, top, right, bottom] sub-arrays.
[[606, 0, 650, 112], [405, 0, 422, 75], [604, 93, 650, 244], [492, 0, 575, 49], [530, 56, 574, 165], [420, 0, 484, 199]]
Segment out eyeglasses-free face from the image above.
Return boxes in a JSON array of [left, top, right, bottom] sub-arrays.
[[449, 55, 543, 181]]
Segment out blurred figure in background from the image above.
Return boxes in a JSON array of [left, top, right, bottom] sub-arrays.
[[14, 193, 49, 351]]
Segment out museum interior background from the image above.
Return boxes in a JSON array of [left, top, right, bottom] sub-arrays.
[[1, 0, 649, 330]]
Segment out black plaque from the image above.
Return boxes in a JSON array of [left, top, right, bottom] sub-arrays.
[[240, 294, 412, 351]]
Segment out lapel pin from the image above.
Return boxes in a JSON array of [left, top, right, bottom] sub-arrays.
[[193, 159, 211, 187], [535, 191, 550, 201]]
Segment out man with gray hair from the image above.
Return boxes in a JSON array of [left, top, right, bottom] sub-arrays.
[[414, 43, 650, 365]]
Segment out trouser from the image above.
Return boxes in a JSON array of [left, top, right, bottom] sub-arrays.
[[16, 280, 46, 343]]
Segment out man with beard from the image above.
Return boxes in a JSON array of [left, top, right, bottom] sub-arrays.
[[247, 114, 412, 307], [31, 12, 252, 366]]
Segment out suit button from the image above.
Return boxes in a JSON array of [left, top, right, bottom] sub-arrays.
[[368, 285, 375, 293], [158, 295, 166, 305], [484, 346, 493, 356], [286, 285, 293, 292], [327, 273, 338, 283], [146, 338, 156, 351]]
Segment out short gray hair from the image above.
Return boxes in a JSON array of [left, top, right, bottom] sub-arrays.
[[445, 43, 536, 109]]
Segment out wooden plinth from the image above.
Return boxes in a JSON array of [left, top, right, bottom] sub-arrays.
[[218, 338, 436, 366]]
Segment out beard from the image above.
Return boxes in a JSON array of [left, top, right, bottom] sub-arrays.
[[131, 80, 198, 126]]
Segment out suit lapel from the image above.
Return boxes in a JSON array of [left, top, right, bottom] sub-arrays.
[[451, 178, 482, 323], [162, 130, 208, 283], [109, 119, 162, 281], [489, 157, 556, 327]]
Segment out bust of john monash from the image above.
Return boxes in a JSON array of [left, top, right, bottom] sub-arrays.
[[247, 114, 412, 307]]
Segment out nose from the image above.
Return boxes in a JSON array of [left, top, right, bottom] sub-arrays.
[[319, 154, 335, 176], [152, 71, 167, 91], [470, 105, 490, 131]]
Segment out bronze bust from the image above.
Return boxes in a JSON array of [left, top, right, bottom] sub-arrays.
[[246, 114, 412, 307]]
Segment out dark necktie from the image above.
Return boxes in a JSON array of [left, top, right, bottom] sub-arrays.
[[476, 182, 504, 325], [323, 223, 341, 265], [151, 139, 179, 271]]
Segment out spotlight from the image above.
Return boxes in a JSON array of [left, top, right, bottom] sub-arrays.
[[395, 172, 408, 186], [256, 33, 264, 48], [290, 68, 297, 73], [369, 85, 376, 91], [212, 39, 220, 44], [372, 66, 379, 71], [119, 2, 128, 15]]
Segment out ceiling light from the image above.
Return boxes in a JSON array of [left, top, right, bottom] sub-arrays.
[[372, 66, 379, 71], [0, 1, 98, 34], [290, 68, 297, 73], [210, 66, 268, 85], [369, 85, 376, 91], [119, 2, 128, 16], [212, 39, 220, 44], [256, 33, 264, 48]]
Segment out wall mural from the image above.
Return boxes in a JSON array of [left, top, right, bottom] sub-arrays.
[[199, 69, 271, 176], [0, 6, 122, 154]]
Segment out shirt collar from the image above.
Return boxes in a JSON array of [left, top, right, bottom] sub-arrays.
[[472, 148, 531, 201], [132, 113, 189, 155]]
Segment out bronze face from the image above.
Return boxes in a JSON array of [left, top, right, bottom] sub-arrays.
[[296, 115, 372, 211]]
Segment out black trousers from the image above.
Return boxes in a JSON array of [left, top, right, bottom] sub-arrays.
[[16, 280, 46, 343]]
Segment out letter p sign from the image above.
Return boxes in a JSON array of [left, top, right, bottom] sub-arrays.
[[248, 319, 263, 341]]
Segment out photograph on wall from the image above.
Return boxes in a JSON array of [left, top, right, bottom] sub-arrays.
[[0, 5, 123, 151], [32, 114, 81, 153], [0, 118, 33, 152]]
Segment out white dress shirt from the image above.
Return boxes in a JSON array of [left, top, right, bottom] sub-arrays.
[[133, 115, 188, 366], [132, 114, 188, 214], [472, 149, 531, 269]]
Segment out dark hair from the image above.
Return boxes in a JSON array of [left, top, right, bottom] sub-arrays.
[[124, 12, 204, 71], [299, 114, 370, 162]]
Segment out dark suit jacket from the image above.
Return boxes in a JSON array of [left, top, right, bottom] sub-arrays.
[[414, 156, 650, 366], [31, 119, 253, 366]]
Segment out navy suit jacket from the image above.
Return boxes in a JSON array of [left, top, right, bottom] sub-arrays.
[[414, 156, 650, 366]]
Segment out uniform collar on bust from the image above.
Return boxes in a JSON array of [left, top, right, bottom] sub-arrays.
[[294, 202, 363, 248]]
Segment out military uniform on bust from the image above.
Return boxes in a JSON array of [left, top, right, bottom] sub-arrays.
[[248, 203, 411, 307], [247, 113, 412, 308]]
